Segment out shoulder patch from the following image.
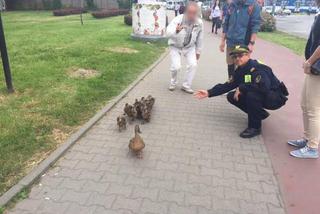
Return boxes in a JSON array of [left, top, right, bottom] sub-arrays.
[[255, 75, 261, 83]]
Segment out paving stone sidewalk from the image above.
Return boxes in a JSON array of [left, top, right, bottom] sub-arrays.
[[7, 21, 286, 214]]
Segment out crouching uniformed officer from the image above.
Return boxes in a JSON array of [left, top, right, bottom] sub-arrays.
[[195, 45, 289, 138]]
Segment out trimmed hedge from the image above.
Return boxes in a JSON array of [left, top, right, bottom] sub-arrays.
[[53, 8, 87, 16], [124, 13, 132, 26], [92, 9, 129, 19], [260, 11, 276, 32]]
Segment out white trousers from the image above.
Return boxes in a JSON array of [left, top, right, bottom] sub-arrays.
[[169, 46, 197, 89]]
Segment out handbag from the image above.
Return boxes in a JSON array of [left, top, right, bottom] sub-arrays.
[[311, 59, 320, 75]]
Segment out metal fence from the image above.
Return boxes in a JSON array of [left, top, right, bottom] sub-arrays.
[[5, 0, 119, 10]]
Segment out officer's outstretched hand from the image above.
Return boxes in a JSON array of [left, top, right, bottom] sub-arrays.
[[194, 90, 209, 99]]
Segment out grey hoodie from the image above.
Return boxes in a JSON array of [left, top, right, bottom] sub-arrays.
[[166, 14, 204, 54]]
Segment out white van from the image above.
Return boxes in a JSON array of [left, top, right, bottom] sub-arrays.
[[166, 1, 175, 10], [166, 0, 184, 10]]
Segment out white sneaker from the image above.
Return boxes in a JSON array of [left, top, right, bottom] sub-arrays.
[[181, 86, 194, 94], [168, 84, 176, 91]]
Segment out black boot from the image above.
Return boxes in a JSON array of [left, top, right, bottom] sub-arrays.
[[240, 128, 261, 138], [228, 64, 235, 78]]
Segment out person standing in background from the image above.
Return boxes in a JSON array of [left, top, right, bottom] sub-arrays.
[[288, 4, 320, 159], [179, 2, 185, 15], [222, 0, 232, 21], [175, 3, 180, 16], [220, 0, 261, 79], [211, 0, 222, 34]]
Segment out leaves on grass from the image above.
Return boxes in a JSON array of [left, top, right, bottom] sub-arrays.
[[103, 47, 139, 54], [67, 68, 101, 79]]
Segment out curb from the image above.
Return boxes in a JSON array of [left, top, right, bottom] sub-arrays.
[[0, 49, 169, 207]]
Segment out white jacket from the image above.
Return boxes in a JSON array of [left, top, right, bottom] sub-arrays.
[[166, 15, 204, 54]]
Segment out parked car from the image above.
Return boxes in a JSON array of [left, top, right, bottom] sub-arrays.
[[294, 7, 300, 13], [282, 8, 292, 15], [166, 1, 175, 10], [299, 6, 318, 14], [311, 7, 318, 13], [263, 6, 288, 15], [263, 6, 273, 13], [201, 1, 212, 10], [166, 0, 184, 10], [286, 6, 295, 12]]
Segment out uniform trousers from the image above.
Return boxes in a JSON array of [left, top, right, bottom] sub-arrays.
[[227, 91, 282, 129]]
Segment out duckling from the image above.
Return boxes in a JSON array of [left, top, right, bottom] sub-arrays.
[[117, 115, 127, 132], [133, 99, 143, 119], [145, 95, 155, 108], [141, 105, 152, 123], [124, 103, 137, 121], [129, 125, 145, 159]]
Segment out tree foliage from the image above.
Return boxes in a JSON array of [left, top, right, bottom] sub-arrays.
[[85, 0, 96, 9]]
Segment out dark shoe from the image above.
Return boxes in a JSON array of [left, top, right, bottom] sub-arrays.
[[240, 128, 261, 138]]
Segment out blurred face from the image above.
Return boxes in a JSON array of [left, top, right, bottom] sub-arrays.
[[232, 53, 250, 66], [185, 4, 199, 22]]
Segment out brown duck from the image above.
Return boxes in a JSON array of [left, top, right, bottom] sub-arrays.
[[129, 125, 145, 158]]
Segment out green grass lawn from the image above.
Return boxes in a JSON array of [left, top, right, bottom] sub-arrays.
[[0, 11, 166, 196], [259, 31, 307, 56]]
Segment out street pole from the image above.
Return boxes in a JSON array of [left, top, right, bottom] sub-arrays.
[[80, 0, 84, 25], [0, 12, 14, 93]]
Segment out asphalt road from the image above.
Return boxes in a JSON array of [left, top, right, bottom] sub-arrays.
[[276, 14, 315, 39]]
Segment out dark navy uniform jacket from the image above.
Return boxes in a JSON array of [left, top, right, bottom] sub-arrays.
[[208, 59, 281, 97]]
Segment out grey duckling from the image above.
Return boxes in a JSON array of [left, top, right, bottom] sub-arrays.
[[117, 115, 127, 132], [133, 99, 143, 119], [145, 95, 155, 108], [141, 105, 152, 123]]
